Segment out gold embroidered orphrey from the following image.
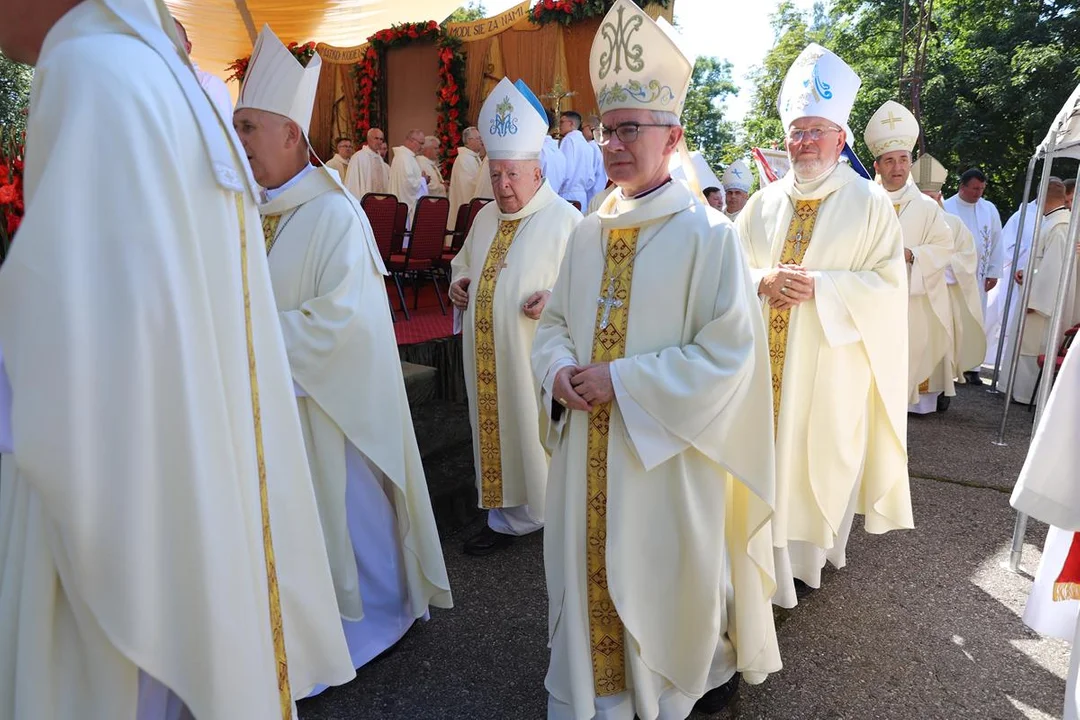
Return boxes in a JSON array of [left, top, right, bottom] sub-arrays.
[[768, 199, 822, 432], [585, 226, 640, 697], [262, 214, 282, 254], [474, 218, 523, 508], [235, 194, 292, 718]]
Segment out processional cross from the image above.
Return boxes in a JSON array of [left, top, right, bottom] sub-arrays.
[[597, 279, 623, 330], [542, 79, 577, 139]]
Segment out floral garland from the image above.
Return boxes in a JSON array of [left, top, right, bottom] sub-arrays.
[[531, 0, 670, 26], [354, 21, 467, 170], [0, 127, 25, 259], [226, 41, 318, 84]]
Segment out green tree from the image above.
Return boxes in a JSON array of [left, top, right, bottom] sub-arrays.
[[0, 53, 32, 131], [682, 57, 738, 172], [445, 2, 487, 23]]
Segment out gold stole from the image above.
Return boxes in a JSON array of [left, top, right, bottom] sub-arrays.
[[893, 203, 930, 393], [586, 227, 639, 697], [263, 214, 282, 254], [473, 219, 522, 508], [768, 200, 822, 430]]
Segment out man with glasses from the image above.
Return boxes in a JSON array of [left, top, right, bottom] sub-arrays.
[[533, 1, 780, 716], [345, 126, 390, 200], [736, 43, 911, 608]]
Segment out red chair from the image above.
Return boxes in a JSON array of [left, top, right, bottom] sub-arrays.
[[361, 192, 408, 321], [437, 203, 472, 279], [392, 202, 408, 256], [387, 196, 450, 315], [465, 197, 491, 237], [1030, 323, 1079, 406]]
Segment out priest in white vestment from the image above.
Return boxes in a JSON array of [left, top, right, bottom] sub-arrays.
[[0, 4, 356, 719], [324, 136, 354, 181], [345, 127, 390, 200], [474, 155, 494, 199], [737, 43, 912, 607], [558, 111, 594, 208], [1011, 342, 1080, 720], [390, 128, 429, 224], [864, 102, 955, 414], [449, 78, 582, 556], [418, 136, 448, 197], [173, 19, 232, 120], [999, 178, 1077, 403], [448, 126, 485, 223], [913, 154, 986, 408], [234, 27, 452, 686], [944, 168, 1004, 384], [988, 199, 1039, 364], [533, 4, 780, 717], [722, 159, 753, 220]]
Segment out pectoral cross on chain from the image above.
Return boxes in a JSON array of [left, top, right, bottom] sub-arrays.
[[794, 230, 805, 258], [597, 280, 623, 330]]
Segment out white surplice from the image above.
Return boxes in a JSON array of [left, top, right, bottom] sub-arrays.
[[558, 129, 592, 208], [986, 201, 1038, 363], [1012, 341, 1080, 720], [344, 145, 389, 200], [389, 145, 427, 223], [448, 146, 483, 222], [737, 163, 912, 606], [451, 181, 581, 528], [533, 181, 780, 719], [261, 165, 453, 655], [417, 155, 447, 197], [542, 137, 568, 204], [0, 2, 354, 718]]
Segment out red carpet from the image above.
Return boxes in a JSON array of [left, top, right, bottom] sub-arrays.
[[390, 279, 455, 345]]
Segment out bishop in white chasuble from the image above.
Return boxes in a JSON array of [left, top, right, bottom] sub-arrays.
[[0, 4, 355, 719], [939, 212, 986, 388], [737, 162, 913, 607]]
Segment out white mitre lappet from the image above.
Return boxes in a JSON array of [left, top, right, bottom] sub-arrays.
[[912, 153, 948, 192], [778, 43, 861, 139], [864, 100, 920, 159], [723, 159, 753, 192], [236, 25, 322, 141], [477, 77, 549, 161]]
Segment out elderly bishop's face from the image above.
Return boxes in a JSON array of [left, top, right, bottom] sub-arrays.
[[490, 159, 543, 215], [233, 107, 303, 190]]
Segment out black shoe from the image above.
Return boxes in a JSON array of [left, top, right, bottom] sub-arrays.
[[936, 394, 951, 413], [964, 371, 985, 386], [463, 525, 514, 556], [693, 673, 741, 715]]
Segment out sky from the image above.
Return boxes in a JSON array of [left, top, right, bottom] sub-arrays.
[[481, 0, 820, 124]]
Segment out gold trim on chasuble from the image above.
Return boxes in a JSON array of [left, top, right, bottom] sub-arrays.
[[768, 200, 822, 431], [262, 214, 282, 254], [474, 219, 523, 508], [235, 195, 292, 717], [586, 227, 640, 697]]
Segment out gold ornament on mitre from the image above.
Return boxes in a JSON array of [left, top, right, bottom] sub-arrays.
[[864, 100, 919, 159], [911, 154, 948, 192], [236, 25, 322, 137]]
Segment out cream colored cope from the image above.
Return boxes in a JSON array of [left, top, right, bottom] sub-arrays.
[[345, 145, 389, 199]]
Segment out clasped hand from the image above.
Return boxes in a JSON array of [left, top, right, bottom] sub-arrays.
[[449, 277, 470, 309], [760, 264, 815, 309], [554, 363, 613, 412]]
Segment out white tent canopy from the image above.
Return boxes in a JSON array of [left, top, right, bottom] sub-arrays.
[[166, 0, 466, 82], [1037, 81, 1080, 159]]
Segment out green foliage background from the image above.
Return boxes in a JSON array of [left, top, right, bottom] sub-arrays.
[[0, 53, 31, 132]]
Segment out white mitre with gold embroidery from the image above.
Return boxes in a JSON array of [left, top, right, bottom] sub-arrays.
[[589, 0, 694, 116], [723, 159, 752, 192], [235, 25, 322, 137], [912, 154, 948, 192], [778, 43, 860, 139], [864, 100, 919, 159], [477, 77, 548, 161]]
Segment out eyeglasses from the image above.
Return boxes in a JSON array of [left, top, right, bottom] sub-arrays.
[[787, 125, 842, 143], [595, 122, 675, 146]]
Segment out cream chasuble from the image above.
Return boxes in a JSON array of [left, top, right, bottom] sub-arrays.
[[533, 181, 780, 718], [325, 153, 349, 182], [261, 167, 452, 622], [474, 156, 495, 200], [737, 163, 912, 606], [451, 181, 580, 517], [448, 146, 483, 221], [344, 145, 388, 200], [0, 3, 355, 718], [389, 145, 426, 222], [939, 213, 986, 385], [889, 181, 955, 403], [417, 155, 447, 197]]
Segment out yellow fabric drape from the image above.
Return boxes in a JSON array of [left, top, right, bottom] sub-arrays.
[[499, 23, 560, 114], [561, 17, 602, 117]]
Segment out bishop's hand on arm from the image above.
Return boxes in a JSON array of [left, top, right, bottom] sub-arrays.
[[522, 290, 551, 320]]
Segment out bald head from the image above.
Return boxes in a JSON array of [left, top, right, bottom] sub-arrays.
[[1044, 177, 1068, 213], [404, 129, 426, 153]]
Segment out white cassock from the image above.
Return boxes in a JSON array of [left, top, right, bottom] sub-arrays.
[[261, 165, 453, 685], [448, 146, 483, 220], [558, 129, 592, 208], [943, 194, 1004, 364], [987, 201, 1039, 364], [588, 139, 607, 203], [533, 180, 780, 720], [0, 3, 355, 718], [192, 62, 232, 120], [1011, 344, 1080, 720], [886, 181, 955, 412], [474, 156, 494, 200], [737, 163, 912, 607], [417, 155, 447, 197], [939, 213, 986, 386], [324, 153, 349, 182], [999, 208, 1078, 403], [542, 137, 568, 203], [344, 145, 389, 200], [390, 145, 427, 223], [451, 181, 581, 535]]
